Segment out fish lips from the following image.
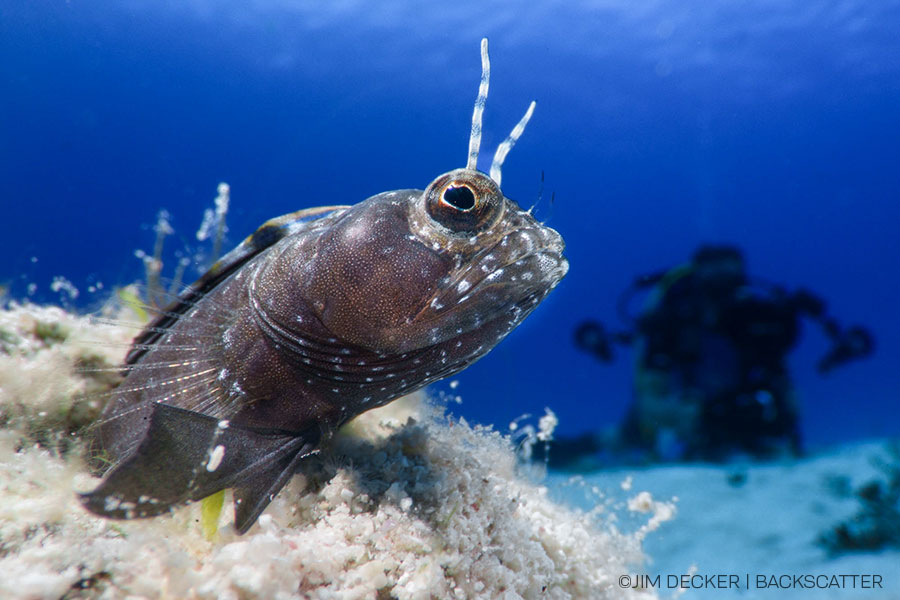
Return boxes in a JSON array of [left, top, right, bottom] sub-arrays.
[[418, 221, 568, 343]]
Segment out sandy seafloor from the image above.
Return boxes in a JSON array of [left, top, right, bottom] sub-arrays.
[[0, 302, 664, 600], [0, 301, 896, 599], [549, 441, 900, 599]]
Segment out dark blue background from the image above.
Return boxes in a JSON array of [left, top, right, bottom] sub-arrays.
[[2, 0, 898, 448]]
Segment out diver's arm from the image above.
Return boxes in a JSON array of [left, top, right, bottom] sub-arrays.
[[574, 320, 634, 362], [790, 288, 875, 372]]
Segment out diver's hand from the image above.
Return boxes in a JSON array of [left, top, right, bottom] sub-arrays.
[[574, 321, 615, 362], [817, 326, 875, 373]]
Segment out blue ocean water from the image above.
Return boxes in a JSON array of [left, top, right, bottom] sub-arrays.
[[2, 0, 898, 449]]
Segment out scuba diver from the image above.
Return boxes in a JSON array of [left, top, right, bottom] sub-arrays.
[[563, 244, 874, 465]]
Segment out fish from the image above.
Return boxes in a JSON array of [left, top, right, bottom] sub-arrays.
[[80, 38, 568, 534]]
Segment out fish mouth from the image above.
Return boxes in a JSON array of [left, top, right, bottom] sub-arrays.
[[458, 223, 566, 296], [422, 220, 568, 328]]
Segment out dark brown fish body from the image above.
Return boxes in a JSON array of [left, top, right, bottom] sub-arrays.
[[82, 43, 567, 534]]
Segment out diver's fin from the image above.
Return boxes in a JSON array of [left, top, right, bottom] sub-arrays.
[[80, 403, 320, 530]]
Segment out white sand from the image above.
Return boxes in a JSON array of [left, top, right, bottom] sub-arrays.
[[551, 441, 900, 599], [0, 302, 665, 599]]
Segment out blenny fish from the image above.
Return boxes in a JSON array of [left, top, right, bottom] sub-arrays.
[[81, 39, 568, 534]]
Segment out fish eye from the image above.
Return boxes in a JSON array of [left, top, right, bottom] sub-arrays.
[[442, 185, 476, 211], [424, 170, 503, 234]]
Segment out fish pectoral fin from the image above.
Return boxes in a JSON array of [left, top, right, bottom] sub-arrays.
[[232, 442, 317, 534], [80, 402, 321, 530]]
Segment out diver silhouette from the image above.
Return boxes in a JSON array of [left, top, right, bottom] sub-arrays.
[[564, 244, 874, 465]]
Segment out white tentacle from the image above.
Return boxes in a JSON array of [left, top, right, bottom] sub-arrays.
[[490, 101, 536, 188], [466, 38, 491, 171]]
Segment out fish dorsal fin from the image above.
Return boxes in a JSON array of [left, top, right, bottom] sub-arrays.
[[465, 38, 536, 189], [127, 205, 349, 365]]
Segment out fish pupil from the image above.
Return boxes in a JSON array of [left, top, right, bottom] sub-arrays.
[[443, 185, 476, 211]]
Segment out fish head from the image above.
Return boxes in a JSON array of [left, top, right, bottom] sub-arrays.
[[255, 37, 566, 367], [290, 167, 567, 361]]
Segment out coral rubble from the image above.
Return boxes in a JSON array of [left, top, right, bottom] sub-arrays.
[[0, 303, 661, 599], [818, 442, 900, 555]]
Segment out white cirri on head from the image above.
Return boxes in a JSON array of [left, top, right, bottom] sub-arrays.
[[466, 38, 537, 188]]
